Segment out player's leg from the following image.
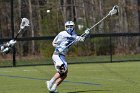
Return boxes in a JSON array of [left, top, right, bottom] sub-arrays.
[[46, 72, 60, 91], [48, 64, 68, 92], [49, 54, 67, 92], [46, 54, 67, 91], [50, 69, 68, 92], [55, 69, 68, 86]]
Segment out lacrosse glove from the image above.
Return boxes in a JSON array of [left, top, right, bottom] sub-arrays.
[[85, 28, 90, 35], [2, 47, 11, 54], [7, 40, 17, 47]]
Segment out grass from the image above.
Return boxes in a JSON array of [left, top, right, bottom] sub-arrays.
[[1, 54, 140, 67], [0, 62, 140, 93]]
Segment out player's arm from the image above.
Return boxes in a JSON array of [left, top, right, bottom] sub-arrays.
[[54, 36, 68, 53], [52, 35, 59, 47], [52, 33, 64, 47]]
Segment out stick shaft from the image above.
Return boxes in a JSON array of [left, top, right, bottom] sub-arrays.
[[89, 13, 110, 31], [14, 29, 22, 40]]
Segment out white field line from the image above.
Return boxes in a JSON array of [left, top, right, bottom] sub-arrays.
[[0, 69, 38, 72], [0, 68, 55, 73]]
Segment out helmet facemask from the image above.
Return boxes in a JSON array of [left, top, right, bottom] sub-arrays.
[[65, 21, 75, 35], [66, 25, 74, 35]]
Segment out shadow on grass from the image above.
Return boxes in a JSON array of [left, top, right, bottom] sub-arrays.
[[67, 89, 111, 93]]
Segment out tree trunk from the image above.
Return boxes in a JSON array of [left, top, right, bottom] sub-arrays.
[[116, 0, 129, 55], [127, 0, 140, 54], [28, 0, 35, 54], [98, 0, 104, 33]]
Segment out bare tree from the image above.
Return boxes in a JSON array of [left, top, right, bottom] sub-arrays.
[[28, 0, 35, 54], [127, 0, 140, 54]]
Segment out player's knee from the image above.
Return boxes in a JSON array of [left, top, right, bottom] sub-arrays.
[[56, 64, 68, 77], [58, 69, 68, 77]]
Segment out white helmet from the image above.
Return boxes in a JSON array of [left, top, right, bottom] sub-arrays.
[[65, 21, 75, 35], [65, 21, 75, 27]]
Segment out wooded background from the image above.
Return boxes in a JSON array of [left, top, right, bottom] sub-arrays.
[[0, 0, 140, 58]]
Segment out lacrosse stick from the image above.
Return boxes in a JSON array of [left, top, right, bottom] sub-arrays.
[[66, 5, 119, 48], [81, 5, 119, 37], [14, 18, 29, 39], [0, 18, 29, 54]]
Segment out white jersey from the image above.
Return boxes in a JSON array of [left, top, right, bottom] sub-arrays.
[[52, 31, 82, 55]]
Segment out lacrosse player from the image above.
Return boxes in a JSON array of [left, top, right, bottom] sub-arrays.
[[45, 21, 90, 92], [0, 40, 17, 54]]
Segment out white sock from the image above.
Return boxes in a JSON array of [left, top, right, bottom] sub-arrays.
[[49, 77, 56, 87], [50, 83, 57, 91]]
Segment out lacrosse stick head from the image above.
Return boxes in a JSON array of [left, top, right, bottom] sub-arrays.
[[20, 18, 29, 29], [109, 5, 119, 16]]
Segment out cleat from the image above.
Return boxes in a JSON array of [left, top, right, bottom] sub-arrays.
[[49, 90, 59, 93], [45, 81, 51, 91]]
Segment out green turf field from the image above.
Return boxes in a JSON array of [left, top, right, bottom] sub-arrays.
[[0, 62, 140, 93]]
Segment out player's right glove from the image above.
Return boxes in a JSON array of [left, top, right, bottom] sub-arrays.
[[2, 47, 11, 54], [1, 40, 16, 54], [0, 45, 4, 51], [6, 40, 17, 47]]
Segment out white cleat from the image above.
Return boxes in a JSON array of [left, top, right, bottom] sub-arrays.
[[53, 90, 59, 93], [49, 90, 59, 93], [45, 81, 59, 93], [45, 81, 51, 91]]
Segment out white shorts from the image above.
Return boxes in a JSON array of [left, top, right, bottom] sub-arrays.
[[52, 54, 68, 72]]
